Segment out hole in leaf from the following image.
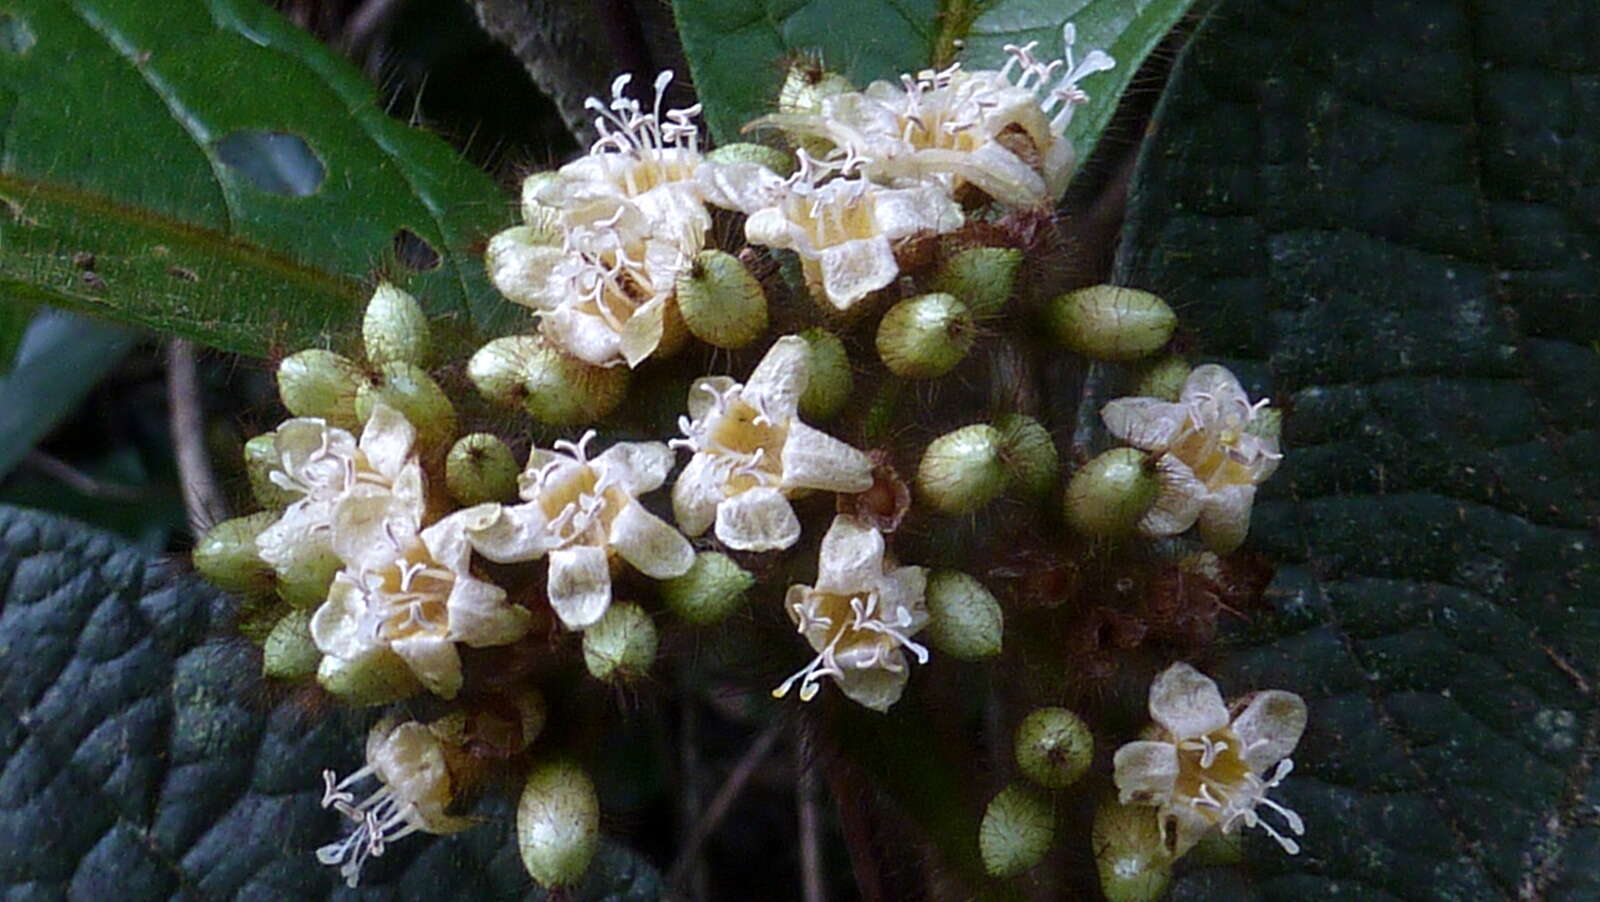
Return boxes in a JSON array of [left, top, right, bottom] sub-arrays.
[[0, 15, 35, 55], [214, 131, 325, 197], [393, 229, 441, 271]]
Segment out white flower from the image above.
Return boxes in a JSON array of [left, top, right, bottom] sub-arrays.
[[316, 717, 472, 887], [773, 515, 929, 711], [310, 496, 532, 699], [671, 335, 875, 551], [742, 153, 964, 310], [458, 431, 693, 630], [1113, 662, 1308, 858], [1100, 364, 1282, 552], [254, 402, 424, 576]]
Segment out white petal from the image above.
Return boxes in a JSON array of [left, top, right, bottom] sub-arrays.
[[1148, 662, 1230, 739], [878, 565, 929, 629], [1112, 740, 1180, 805], [1140, 456, 1204, 537], [309, 575, 368, 657], [609, 499, 694, 578], [358, 402, 417, 479], [672, 453, 723, 538], [815, 515, 885, 594], [743, 335, 810, 421], [458, 502, 551, 563], [330, 491, 414, 570], [696, 159, 787, 213], [1198, 483, 1256, 553], [836, 661, 910, 713], [871, 183, 963, 237], [447, 576, 531, 647], [1231, 690, 1308, 773], [391, 633, 464, 699], [687, 377, 739, 422], [542, 307, 623, 367], [714, 487, 801, 552], [420, 511, 471, 571], [546, 545, 613, 629], [1183, 364, 1250, 411], [818, 238, 897, 310], [780, 421, 874, 493], [594, 441, 675, 495], [745, 207, 798, 251], [618, 295, 667, 368], [1101, 397, 1187, 450]]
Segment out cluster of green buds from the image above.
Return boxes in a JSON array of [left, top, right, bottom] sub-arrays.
[[191, 18, 1305, 893]]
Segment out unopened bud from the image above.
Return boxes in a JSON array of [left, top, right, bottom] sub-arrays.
[[193, 511, 277, 595], [243, 433, 298, 508], [924, 570, 1003, 660], [980, 784, 1054, 878], [276, 349, 365, 429], [468, 337, 629, 425], [318, 648, 422, 706], [677, 250, 769, 349], [797, 328, 852, 422], [778, 61, 853, 116], [518, 759, 601, 888], [363, 282, 431, 367], [1131, 355, 1190, 401], [356, 361, 456, 453], [1064, 448, 1159, 537], [930, 246, 1022, 318], [446, 433, 519, 505], [1014, 707, 1092, 789], [581, 602, 658, 682], [262, 608, 320, 680], [1093, 799, 1173, 902], [995, 414, 1058, 499], [917, 424, 1007, 515], [275, 547, 342, 610], [876, 292, 973, 379], [1048, 285, 1176, 361], [660, 552, 754, 625], [705, 142, 795, 178]]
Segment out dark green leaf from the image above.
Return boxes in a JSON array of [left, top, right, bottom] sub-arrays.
[[0, 298, 34, 372], [0, 0, 517, 358], [1115, 0, 1600, 896], [0, 309, 135, 480], [0, 505, 662, 899]]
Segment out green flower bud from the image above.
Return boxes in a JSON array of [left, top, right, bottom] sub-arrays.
[[1131, 355, 1190, 401], [1064, 448, 1159, 537], [1014, 707, 1092, 789], [275, 547, 342, 610], [581, 602, 658, 682], [1048, 285, 1176, 361], [235, 595, 289, 645], [980, 784, 1054, 878], [677, 250, 769, 349], [1186, 829, 1244, 866], [446, 433, 519, 506], [262, 608, 320, 680], [1093, 800, 1173, 902], [356, 361, 456, 453], [917, 424, 1008, 515], [317, 648, 421, 706], [797, 328, 852, 422], [487, 225, 557, 306], [192, 511, 277, 595], [876, 292, 974, 379], [778, 60, 853, 116], [519, 172, 563, 241], [362, 282, 432, 367], [995, 414, 1058, 499], [276, 349, 366, 429], [659, 551, 754, 625], [243, 433, 298, 508], [705, 142, 795, 178], [468, 337, 628, 425], [923, 570, 1003, 660], [930, 246, 1022, 319], [518, 759, 601, 888]]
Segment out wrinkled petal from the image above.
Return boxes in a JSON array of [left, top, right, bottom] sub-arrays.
[[1230, 690, 1308, 773], [542, 307, 623, 368], [780, 421, 874, 493], [1183, 363, 1250, 410], [871, 183, 963, 237], [1112, 740, 1180, 805], [815, 515, 886, 594], [743, 335, 810, 422], [714, 487, 801, 552], [446, 575, 530, 647], [1198, 483, 1256, 553], [879, 565, 929, 629], [1140, 456, 1204, 537], [547, 545, 613, 629], [358, 402, 417, 479], [310, 575, 370, 658], [619, 295, 667, 368], [1101, 397, 1186, 450], [457, 502, 551, 563], [836, 660, 909, 713], [609, 499, 694, 578], [419, 510, 471, 571], [672, 453, 723, 538], [594, 441, 675, 495], [391, 633, 463, 699], [1148, 662, 1230, 739], [817, 238, 897, 310], [696, 159, 787, 214], [330, 491, 414, 570]]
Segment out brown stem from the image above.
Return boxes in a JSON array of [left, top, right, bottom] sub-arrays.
[[166, 339, 228, 536]]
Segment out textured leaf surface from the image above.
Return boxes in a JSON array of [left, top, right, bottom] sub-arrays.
[[0, 0, 516, 358], [0, 505, 662, 900], [1114, 0, 1600, 897]]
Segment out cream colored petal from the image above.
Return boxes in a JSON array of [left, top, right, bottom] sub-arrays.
[[420, 510, 471, 571], [309, 574, 369, 657], [330, 491, 414, 571], [391, 633, 464, 699], [815, 515, 885, 594], [745, 207, 798, 251], [878, 565, 929, 628], [447, 576, 531, 647], [1101, 398, 1187, 450], [687, 376, 739, 422], [458, 501, 551, 563], [609, 499, 694, 578], [836, 661, 909, 713], [487, 230, 562, 307], [871, 183, 963, 238], [696, 159, 787, 214], [714, 486, 801, 552], [547, 545, 613, 629], [256, 503, 331, 570], [1140, 456, 1204, 537], [389, 462, 426, 521], [1198, 484, 1256, 553], [1231, 690, 1308, 773], [276, 419, 356, 476], [935, 143, 1047, 208], [1183, 364, 1250, 411], [743, 335, 810, 421], [358, 402, 417, 479], [780, 421, 873, 493], [1148, 662, 1230, 740], [542, 307, 623, 368], [595, 441, 675, 495], [1163, 803, 1216, 858], [1112, 740, 1180, 806], [619, 295, 667, 368], [672, 453, 722, 538], [818, 237, 898, 310]]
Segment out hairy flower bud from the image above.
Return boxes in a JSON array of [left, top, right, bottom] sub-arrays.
[[796, 327, 852, 421], [980, 784, 1055, 878], [1132, 355, 1190, 401], [705, 141, 795, 177], [468, 336, 628, 425], [356, 361, 456, 453], [582, 602, 658, 682], [677, 249, 769, 349], [263, 608, 320, 680], [876, 292, 974, 379], [193, 511, 277, 595], [518, 759, 601, 889], [1048, 285, 1176, 361], [659, 551, 755, 625], [917, 424, 1008, 515], [930, 246, 1022, 318], [1064, 448, 1159, 537], [445, 433, 519, 506], [1015, 707, 1093, 789], [363, 282, 431, 367], [317, 642, 422, 706], [1093, 800, 1173, 902], [923, 570, 1003, 660], [276, 349, 366, 429], [995, 413, 1059, 499]]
